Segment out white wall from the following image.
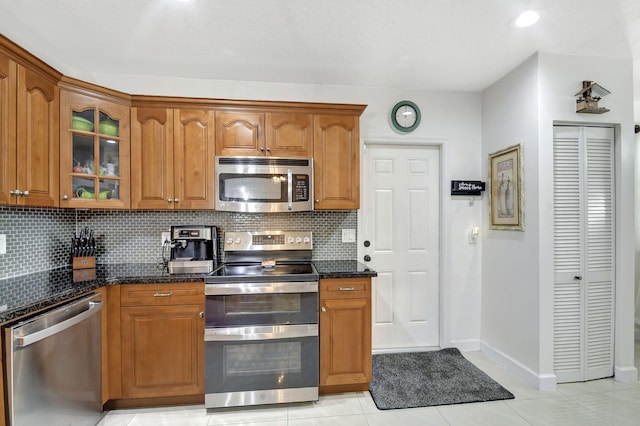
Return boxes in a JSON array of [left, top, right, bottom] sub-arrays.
[[481, 54, 541, 374], [481, 52, 637, 389], [89, 72, 484, 349]]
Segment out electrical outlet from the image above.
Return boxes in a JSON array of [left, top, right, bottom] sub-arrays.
[[0, 234, 6, 255], [161, 231, 171, 247], [341, 229, 356, 243]]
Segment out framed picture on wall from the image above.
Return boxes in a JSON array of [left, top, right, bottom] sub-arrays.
[[489, 143, 524, 230]]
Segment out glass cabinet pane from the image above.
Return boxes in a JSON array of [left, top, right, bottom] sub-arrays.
[[98, 111, 119, 137], [100, 138, 120, 177], [73, 177, 96, 199], [99, 178, 119, 200], [71, 110, 95, 132], [72, 134, 95, 175]]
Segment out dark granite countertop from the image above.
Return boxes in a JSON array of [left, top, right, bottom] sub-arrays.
[[0, 264, 209, 325], [0, 260, 376, 325], [313, 260, 377, 279]]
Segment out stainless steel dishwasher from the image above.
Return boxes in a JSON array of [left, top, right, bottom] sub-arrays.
[[4, 292, 103, 426]]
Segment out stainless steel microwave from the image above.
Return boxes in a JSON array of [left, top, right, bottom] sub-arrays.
[[215, 156, 313, 212]]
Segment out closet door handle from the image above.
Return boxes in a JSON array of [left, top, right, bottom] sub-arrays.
[[573, 275, 583, 281]]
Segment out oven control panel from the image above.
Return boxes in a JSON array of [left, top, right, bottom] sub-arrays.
[[224, 231, 312, 251]]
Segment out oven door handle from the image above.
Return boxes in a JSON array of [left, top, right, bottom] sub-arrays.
[[205, 281, 318, 295], [205, 324, 318, 341]]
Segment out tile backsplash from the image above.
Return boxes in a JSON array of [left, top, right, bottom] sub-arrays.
[[0, 206, 357, 279]]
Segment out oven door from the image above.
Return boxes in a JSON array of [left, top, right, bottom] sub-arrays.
[[204, 281, 318, 327], [204, 324, 318, 407]]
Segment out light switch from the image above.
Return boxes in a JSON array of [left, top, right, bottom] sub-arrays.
[[342, 229, 356, 243], [468, 227, 479, 244]]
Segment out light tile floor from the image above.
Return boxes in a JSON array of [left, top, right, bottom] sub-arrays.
[[98, 343, 640, 426]]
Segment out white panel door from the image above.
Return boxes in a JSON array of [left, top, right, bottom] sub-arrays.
[[362, 144, 440, 350], [553, 125, 615, 383]]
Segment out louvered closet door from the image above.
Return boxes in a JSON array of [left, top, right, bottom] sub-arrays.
[[553, 125, 615, 383]]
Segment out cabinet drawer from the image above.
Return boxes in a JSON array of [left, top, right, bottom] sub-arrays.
[[320, 278, 370, 299], [121, 282, 204, 306]]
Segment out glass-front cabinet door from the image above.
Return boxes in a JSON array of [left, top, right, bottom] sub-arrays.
[[59, 88, 130, 208]]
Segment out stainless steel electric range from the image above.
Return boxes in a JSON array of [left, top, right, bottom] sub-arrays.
[[204, 230, 319, 409]]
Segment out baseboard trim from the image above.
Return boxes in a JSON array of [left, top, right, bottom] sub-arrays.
[[479, 341, 557, 391], [614, 365, 638, 382]]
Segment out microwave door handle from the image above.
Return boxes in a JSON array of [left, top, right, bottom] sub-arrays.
[[287, 169, 293, 211]]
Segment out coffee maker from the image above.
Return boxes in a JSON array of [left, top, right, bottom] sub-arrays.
[[168, 225, 218, 274]]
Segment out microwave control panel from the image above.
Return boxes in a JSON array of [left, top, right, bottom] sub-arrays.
[[294, 175, 309, 201]]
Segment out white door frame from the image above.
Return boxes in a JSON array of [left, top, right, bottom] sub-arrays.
[[358, 138, 448, 352]]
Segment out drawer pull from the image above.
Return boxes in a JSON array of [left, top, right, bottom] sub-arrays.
[[153, 292, 174, 297], [338, 287, 355, 291]]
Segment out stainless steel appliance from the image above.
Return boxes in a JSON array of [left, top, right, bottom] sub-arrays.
[[4, 292, 103, 426], [168, 225, 218, 274], [204, 230, 319, 408], [215, 156, 313, 212]]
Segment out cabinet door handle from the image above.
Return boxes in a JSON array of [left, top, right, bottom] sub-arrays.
[[167, 198, 174, 203], [199, 311, 204, 318], [173, 198, 180, 203], [573, 275, 583, 281], [10, 190, 22, 196], [266, 147, 271, 152], [61, 194, 69, 200], [153, 292, 173, 297], [320, 307, 327, 312], [260, 146, 265, 151], [339, 287, 355, 291], [22, 190, 29, 197]]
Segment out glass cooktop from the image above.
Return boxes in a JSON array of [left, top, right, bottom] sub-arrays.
[[207, 262, 318, 283]]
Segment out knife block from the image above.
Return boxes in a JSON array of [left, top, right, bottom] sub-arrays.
[[72, 256, 96, 270]]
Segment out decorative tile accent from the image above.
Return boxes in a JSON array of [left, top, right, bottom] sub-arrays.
[[0, 206, 358, 279]]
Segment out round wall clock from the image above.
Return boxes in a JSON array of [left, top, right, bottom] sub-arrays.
[[391, 100, 421, 133]]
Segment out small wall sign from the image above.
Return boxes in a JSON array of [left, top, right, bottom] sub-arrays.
[[451, 180, 485, 196]]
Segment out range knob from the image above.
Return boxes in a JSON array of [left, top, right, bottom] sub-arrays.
[[234, 238, 242, 245], [288, 237, 295, 243], [226, 238, 233, 245], [303, 237, 310, 244], [295, 237, 302, 244]]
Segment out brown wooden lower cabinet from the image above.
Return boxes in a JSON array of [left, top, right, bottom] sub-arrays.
[[107, 282, 204, 406], [319, 277, 372, 394]]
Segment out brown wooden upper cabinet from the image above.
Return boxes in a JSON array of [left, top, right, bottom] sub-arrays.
[[313, 114, 360, 210], [131, 107, 215, 210], [0, 48, 60, 207], [216, 110, 313, 158], [59, 87, 131, 208]]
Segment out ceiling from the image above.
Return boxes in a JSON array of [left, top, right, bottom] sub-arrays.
[[1, 0, 640, 100]]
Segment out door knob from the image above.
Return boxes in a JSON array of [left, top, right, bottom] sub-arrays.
[[364, 255, 371, 262], [364, 240, 370, 247]]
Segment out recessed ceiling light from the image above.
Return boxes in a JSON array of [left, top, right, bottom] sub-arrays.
[[514, 10, 540, 28]]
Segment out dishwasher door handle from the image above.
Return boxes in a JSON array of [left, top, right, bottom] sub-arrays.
[[14, 300, 103, 348]]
